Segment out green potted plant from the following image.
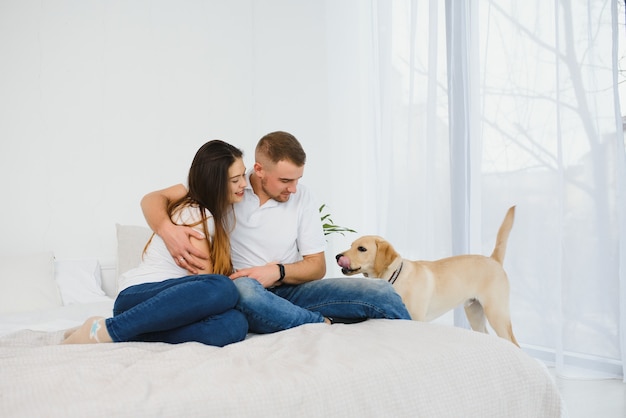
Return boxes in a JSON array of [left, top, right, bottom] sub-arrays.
[[319, 204, 356, 236]]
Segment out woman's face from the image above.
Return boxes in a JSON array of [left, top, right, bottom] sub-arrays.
[[228, 157, 247, 203]]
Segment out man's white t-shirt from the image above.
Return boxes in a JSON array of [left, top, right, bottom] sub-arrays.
[[119, 206, 215, 291], [229, 170, 327, 271]]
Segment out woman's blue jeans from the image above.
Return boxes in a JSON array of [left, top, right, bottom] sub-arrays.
[[233, 277, 410, 334], [108, 274, 248, 347]]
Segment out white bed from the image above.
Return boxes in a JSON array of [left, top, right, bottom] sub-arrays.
[[0, 227, 567, 417]]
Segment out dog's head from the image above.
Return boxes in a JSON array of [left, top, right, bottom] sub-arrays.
[[335, 235, 400, 278]]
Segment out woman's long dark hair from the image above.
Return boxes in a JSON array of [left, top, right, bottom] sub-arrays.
[[168, 140, 243, 275]]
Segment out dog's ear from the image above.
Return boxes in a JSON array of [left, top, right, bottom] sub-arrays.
[[373, 238, 397, 277]]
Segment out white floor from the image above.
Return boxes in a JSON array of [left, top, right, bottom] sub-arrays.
[[548, 368, 626, 418]]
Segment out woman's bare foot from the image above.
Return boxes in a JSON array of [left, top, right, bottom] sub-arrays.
[[62, 325, 81, 339], [61, 317, 112, 344]]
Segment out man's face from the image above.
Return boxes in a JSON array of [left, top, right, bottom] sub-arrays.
[[258, 160, 304, 203]]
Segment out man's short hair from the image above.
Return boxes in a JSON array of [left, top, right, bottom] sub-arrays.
[[256, 131, 306, 166]]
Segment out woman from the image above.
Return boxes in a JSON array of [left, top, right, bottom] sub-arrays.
[[62, 140, 248, 347]]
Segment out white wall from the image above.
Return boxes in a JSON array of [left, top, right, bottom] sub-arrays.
[[0, 1, 333, 268]]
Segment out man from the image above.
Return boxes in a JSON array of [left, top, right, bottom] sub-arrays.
[[141, 131, 410, 333]]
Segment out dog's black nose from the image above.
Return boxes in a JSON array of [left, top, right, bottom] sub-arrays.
[[335, 254, 342, 261]]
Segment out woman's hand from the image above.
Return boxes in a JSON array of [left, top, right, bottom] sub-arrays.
[[230, 264, 282, 288]]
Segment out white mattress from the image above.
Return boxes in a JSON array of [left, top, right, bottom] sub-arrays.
[[0, 312, 566, 418]]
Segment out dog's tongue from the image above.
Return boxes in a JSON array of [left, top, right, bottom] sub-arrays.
[[337, 255, 351, 269]]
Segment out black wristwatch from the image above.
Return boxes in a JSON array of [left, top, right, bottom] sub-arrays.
[[277, 264, 286, 282]]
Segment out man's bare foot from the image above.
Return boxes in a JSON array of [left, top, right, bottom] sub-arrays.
[[61, 317, 112, 344]]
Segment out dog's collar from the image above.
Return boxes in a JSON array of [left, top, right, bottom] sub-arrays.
[[387, 262, 403, 285]]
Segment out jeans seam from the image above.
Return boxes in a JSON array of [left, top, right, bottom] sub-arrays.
[[305, 300, 388, 318]]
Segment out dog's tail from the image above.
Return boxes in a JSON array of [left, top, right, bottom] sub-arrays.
[[490, 206, 516, 265]]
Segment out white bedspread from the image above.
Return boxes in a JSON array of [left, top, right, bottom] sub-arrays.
[[0, 318, 565, 417]]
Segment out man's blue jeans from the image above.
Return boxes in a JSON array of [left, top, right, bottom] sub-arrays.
[[233, 277, 410, 334], [108, 274, 248, 346]]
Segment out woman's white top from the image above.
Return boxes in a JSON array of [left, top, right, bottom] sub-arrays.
[[118, 205, 214, 291]]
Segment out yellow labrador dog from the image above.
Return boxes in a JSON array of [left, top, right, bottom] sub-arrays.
[[336, 206, 519, 347]]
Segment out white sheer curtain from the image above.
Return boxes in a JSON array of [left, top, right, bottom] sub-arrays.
[[325, 0, 626, 379]]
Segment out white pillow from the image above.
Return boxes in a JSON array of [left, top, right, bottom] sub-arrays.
[[0, 252, 63, 314], [116, 224, 153, 278], [54, 259, 111, 305]]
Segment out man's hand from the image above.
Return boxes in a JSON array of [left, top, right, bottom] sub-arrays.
[[159, 222, 209, 274], [141, 184, 208, 273], [230, 263, 282, 288]]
